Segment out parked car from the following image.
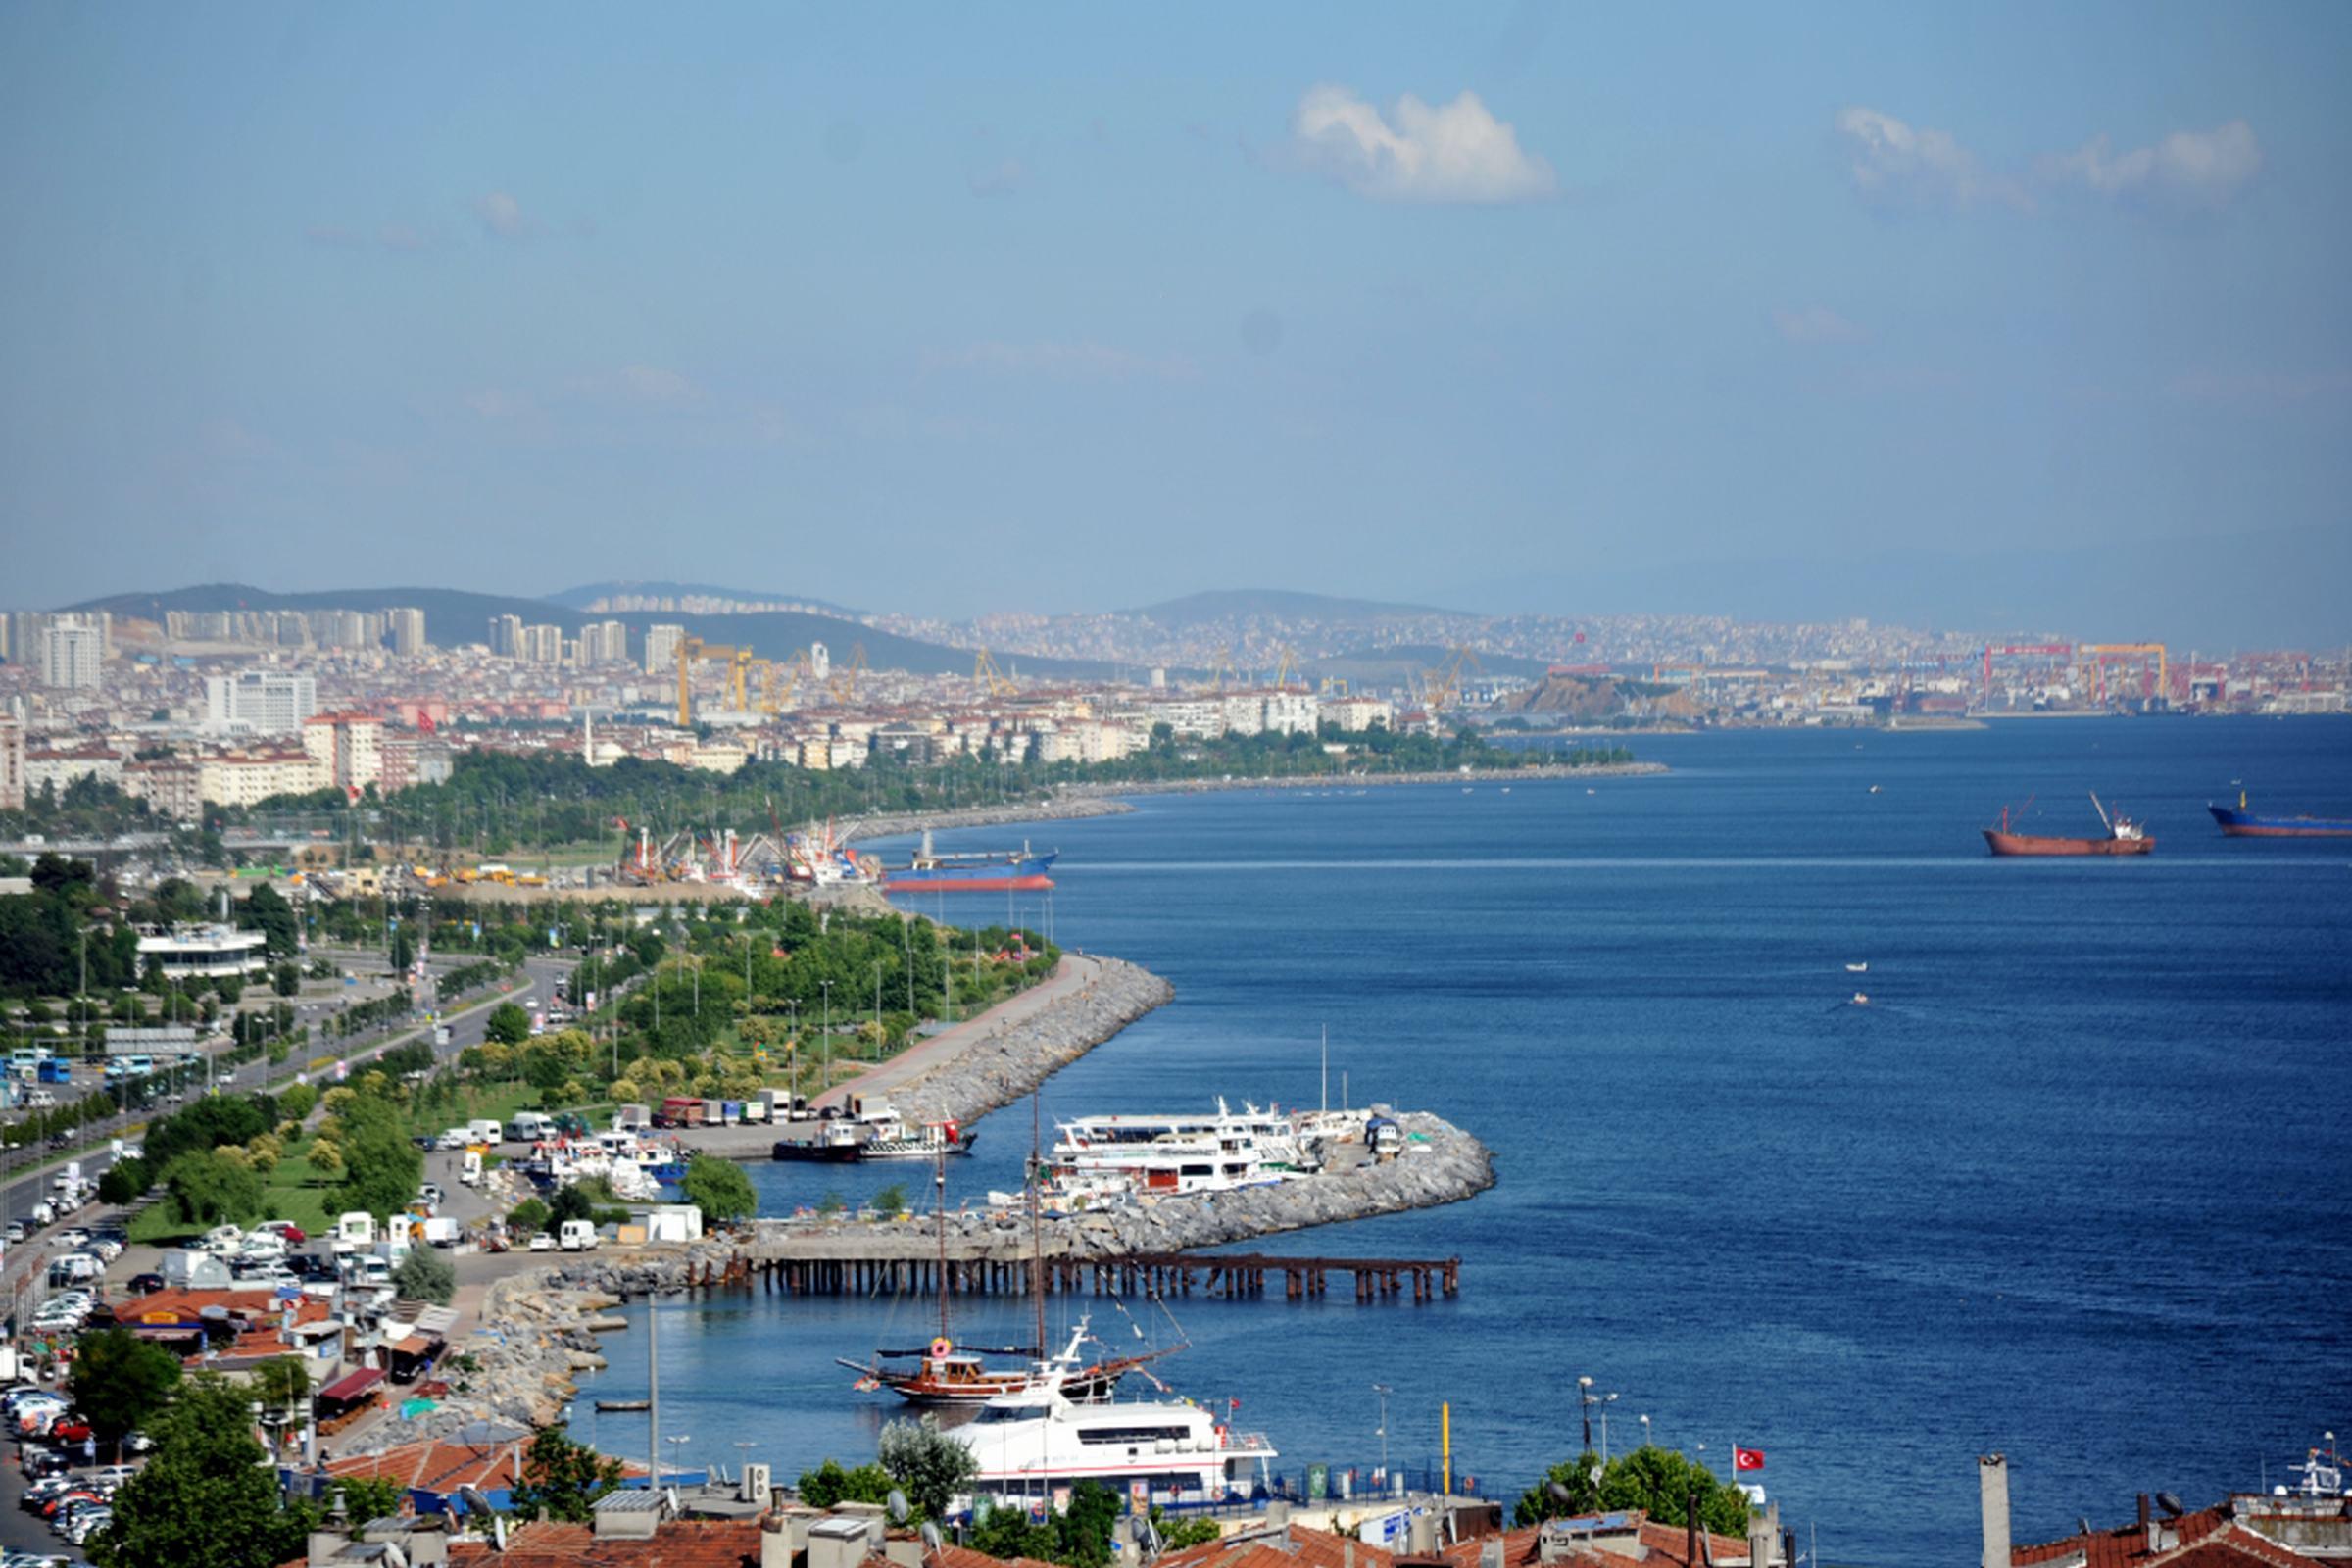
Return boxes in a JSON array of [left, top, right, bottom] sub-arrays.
[[123, 1272, 165, 1296], [527, 1232, 557, 1251], [252, 1220, 307, 1245]]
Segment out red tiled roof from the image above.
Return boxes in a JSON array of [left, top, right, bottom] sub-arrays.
[[449, 1520, 757, 1568], [2012, 1507, 2326, 1568], [326, 1437, 527, 1496], [1159, 1530, 1394, 1568]]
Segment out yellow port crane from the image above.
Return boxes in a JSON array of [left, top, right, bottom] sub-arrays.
[[973, 647, 1017, 698], [1422, 645, 1482, 712], [2077, 643, 2169, 705], [674, 637, 758, 726], [1272, 646, 1307, 691], [827, 642, 868, 705]]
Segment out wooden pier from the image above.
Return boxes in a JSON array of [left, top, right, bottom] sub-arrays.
[[700, 1247, 1460, 1304]]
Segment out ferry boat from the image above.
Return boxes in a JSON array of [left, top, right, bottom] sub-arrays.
[[1983, 794, 2153, 857], [837, 1315, 1168, 1409], [2207, 791, 2352, 838], [882, 831, 1056, 894], [771, 1107, 975, 1162], [1032, 1101, 1320, 1203], [948, 1330, 1280, 1510]]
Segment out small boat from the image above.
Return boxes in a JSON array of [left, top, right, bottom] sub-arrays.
[[1845, 962, 1869, 974], [2208, 791, 2352, 838], [883, 830, 1056, 893], [837, 1317, 1169, 1408], [1850, 992, 1871, 1006], [1984, 793, 2153, 857], [1869, 785, 1882, 795]]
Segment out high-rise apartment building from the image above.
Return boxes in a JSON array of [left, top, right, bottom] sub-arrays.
[[579, 620, 629, 665], [38, 617, 104, 689], [644, 623, 685, 674], [386, 607, 428, 657], [518, 624, 564, 664], [204, 670, 319, 733], [0, 701, 25, 809], [488, 614, 523, 656]]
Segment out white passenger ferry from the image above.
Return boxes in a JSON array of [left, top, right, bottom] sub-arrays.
[[949, 1326, 1281, 1511], [1047, 1100, 1318, 1199]]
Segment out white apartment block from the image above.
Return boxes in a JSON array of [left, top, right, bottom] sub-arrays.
[[302, 712, 385, 792], [197, 748, 329, 807], [1325, 696, 1396, 731], [517, 623, 564, 663], [38, 618, 104, 689], [386, 607, 428, 657], [0, 708, 23, 809], [643, 623, 685, 674], [205, 670, 319, 734]]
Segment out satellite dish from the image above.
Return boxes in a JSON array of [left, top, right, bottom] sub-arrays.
[[888, 1490, 909, 1524], [492, 1518, 509, 1553], [1546, 1483, 1571, 1506], [2078, 1519, 2092, 1536], [2156, 1493, 2183, 1518], [458, 1487, 495, 1519], [382, 1544, 409, 1568], [920, 1523, 943, 1554], [1588, 1464, 1603, 1486]]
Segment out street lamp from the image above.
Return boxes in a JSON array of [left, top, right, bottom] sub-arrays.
[[818, 981, 833, 1092], [666, 1434, 693, 1479], [1639, 1413, 1650, 1454], [1577, 1377, 1618, 1458]]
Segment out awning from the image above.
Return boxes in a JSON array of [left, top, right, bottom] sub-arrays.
[[317, 1367, 385, 1403]]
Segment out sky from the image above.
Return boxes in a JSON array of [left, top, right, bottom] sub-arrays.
[[2, 3, 2348, 639]]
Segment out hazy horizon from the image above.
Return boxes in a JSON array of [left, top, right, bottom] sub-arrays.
[[4, 5, 2348, 645]]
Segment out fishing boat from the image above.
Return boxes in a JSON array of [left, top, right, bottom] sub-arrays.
[[2207, 791, 2352, 838], [1845, 962, 1869, 973], [1983, 793, 2153, 857], [948, 1338, 1281, 1509], [883, 830, 1056, 893]]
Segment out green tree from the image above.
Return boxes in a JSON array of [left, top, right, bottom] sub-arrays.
[[871, 1183, 908, 1218], [91, 1375, 311, 1568], [389, 926, 415, 973], [392, 1247, 457, 1303], [485, 1002, 532, 1046], [509, 1429, 625, 1523], [678, 1154, 757, 1225], [508, 1196, 550, 1234], [1512, 1446, 1751, 1539], [239, 884, 299, 959], [69, 1328, 183, 1461], [547, 1184, 594, 1228], [252, 1355, 312, 1430], [328, 1094, 422, 1220], [161, 1149, 265, 1228], [877, 1416, 976, 1523], [97, 1156, 150, 1205], [278, 1081, 318, 1122], [273, 962, 301, 998], [796, 1457, 896, 1510]]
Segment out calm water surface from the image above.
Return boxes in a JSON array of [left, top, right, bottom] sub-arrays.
[[585, 718, 2352, 1565]]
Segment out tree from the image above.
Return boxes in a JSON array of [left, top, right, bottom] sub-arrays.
[[389, 926, 415, 973], [509, 1430, 624, 1523], [239, 884, 299, 959], [872, 1183, 908, 1218], [1513, 1446, 1751, 1539], [547, 1184, 594, 1228], [393, 1247, 456, 1304], [91, 1375, 311, 1568], [69, 1329, 182, 1460], [273, 963, 300, 998], [797, 1457, 896, 1511], [97, 1156, 149, 1205], [678, 1154, 757, 1225], [161, 1150, 265, 1228], [508, 1197, 550, 1235], [485, 1002, 531, 1046], [328, 1094, 422, 1220], [877, 1416, 976, 1523]]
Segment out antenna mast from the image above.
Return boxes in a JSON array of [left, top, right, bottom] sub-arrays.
[[936, 1144, 950, 1343], [1029, 1088, 1046, 1354]]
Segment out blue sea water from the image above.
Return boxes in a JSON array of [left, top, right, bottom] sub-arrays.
[[585, 717, 2352, 1565]]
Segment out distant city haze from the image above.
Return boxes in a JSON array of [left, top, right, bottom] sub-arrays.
[[2, 6, 2347, 648]]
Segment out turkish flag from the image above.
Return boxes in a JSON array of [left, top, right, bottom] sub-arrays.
[[1734, 1447, 1765, 1472], [416, 710, 436, 733]]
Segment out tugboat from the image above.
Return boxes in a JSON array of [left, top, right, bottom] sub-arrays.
[[2207, 790, 2352, 838], [1983, 793, 2153, 857]]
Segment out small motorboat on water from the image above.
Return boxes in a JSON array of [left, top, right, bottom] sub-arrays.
[[1850, 992, 1871, 1006], [1846, 961, 1869, 973]]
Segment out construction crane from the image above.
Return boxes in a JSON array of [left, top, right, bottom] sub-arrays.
[[1979, 644, 2073, 711], [1422, 645, 1482, 712], [973, 647, 1017, 699], [1271, 647, 1307, 691], [673, 637, 760, 724], [1206, 645, 1237, 691], [827, 643, 867, 705], [2077, 643, 2169, 707], [1318, 675, 1351, 698]]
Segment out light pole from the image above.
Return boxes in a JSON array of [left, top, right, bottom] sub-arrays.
[[1373, 1383, 1392, 1482], [819, 981, 832, 1092], [1639, 1413, 1650, 1454], [666, 1434, 692, 1480]]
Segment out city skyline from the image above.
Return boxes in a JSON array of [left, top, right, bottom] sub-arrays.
[[3, 5, 2348, 645]]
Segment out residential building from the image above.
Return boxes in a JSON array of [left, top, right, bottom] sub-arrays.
[[518, 623, 565, 663], [488, 613, 523, 656], [23, 744, 123, 794], [0, 705, 23, 809], [644, 623, 686, 674], [197, 746, 329, 806], [38, 616, 104, 689], [580, 619, 630, 664], [386, 606, 428, 657], [123, 756, 203, 821], [303, 711, 385, 793], [205, 670, 319, 733]]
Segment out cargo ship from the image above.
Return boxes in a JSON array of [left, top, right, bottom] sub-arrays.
[[882, 830, 1056, 893], [1983, 793, 2153, 857], [2207, 791, 2352, 838]]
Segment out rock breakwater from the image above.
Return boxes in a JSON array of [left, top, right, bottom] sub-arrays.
[[887, 956, 1173, 1126]]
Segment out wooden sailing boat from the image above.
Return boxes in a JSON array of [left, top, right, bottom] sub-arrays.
[[834, 1096, 1180, 1407]]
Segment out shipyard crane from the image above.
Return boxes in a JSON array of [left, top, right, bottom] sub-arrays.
[[2077, 643, 2169, 707], [827, 642, 868, 705], [973, 646, 1017, 698], [1205, 645, 1237, 692], [1422, 645, 1482, 712], [1978, 644, 2074, 711], [1271, 646, 1308, 691]]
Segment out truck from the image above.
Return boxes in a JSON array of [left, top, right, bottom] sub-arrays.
[[654, 1096, 703, 1129], [558, 1218, 599, 1251], [420, 1215, 460, 1248], [508, 1112, 553, 1144], [331, 1211, 377, 1254]]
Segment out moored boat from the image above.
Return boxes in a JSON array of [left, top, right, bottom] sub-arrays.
[[1984, 794, 2153, 857], [883, 830, 1056, 893], [2207, 791, 2352, 838]]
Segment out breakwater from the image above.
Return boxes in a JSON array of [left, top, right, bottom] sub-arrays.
[[885, 956, 1172, 1125]]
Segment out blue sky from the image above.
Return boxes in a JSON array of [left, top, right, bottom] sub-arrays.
[[3, 3, 2347, 635]]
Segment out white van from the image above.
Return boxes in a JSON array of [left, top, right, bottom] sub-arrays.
[[467, 1118, 504, 1145], [557, 1219, 598, 1251], [331, 1211, 377, 1254], [508, 1112, 552, 1143]]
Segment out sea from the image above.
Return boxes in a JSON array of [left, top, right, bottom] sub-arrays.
[[580, 716, 2352, 1565]]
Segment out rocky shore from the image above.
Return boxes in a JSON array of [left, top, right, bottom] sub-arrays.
[[887, 956, 1173, 1125]]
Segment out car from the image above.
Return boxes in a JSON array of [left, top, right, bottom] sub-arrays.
[[46, 1420, 93, 1445], [83, 1466, 137, 1488], [4, 1222, 24, 1244], [252, 1220, 307, 1245], [527, 1232, 557, 1251], [121, 1429, 153, 1454], [418, 1183, 445, 1207], [412, 1134, 439, 1152], [123, 1272, 165, 1296]]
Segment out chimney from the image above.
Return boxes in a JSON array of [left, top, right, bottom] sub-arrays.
[[1687, 1492, 1701, 1568], [762, 1511, 794, 1568], [308, 1491, 353, 1567], [1345, 1540, 1356, 1568], [1979, 1456, 2011, 1568], [1747, 1508, 1775, 1568], [1408, 1511, 1439, 1555], [1480, 1537, 1504, 1568], [1267, 1501, 1292, 1534]]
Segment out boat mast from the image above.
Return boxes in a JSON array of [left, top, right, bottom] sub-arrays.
[[936, 1144, 950, 1343], [1029, 1087, 1046, 1355]]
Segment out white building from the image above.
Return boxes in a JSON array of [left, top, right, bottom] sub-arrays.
[[386, 607, 428, 657], [137, 924, 269, 981], [302, 712, 385, 793], [24, 745, 123, 795], [809, 642, 831, 682], [643, 623, 685, 674], [517, 623, 564, 664], [579, 620, 629, 665], [196, 747, 328, 807], [0, 705, 23, 809], [1260, 691, 1321, 736], [38, 618, 104, 689], [488, 614, 523, 656], [205, 670, 319, 734]]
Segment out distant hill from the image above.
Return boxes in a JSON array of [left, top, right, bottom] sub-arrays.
[[1310, 644, 1553, 684], [65, 582, 1104, 679], [1129, 589, 1458, 625], [544, 580, 863, 617]]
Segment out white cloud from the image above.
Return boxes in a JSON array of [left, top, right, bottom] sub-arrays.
[[923, 342, 1198, 381], [378, 223, 429, 252], [1289, 84, 1555, 204], [2041, 121, 2261, 207], [1834, 107, 2025, 210], [471, 190, 528, 238], [1773, 306, 1863, 345]]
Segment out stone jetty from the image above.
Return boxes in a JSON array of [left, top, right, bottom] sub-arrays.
[[884, 956, 1173, 1126]]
